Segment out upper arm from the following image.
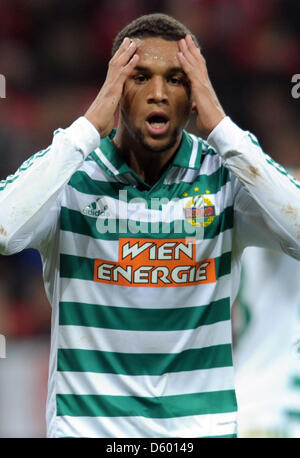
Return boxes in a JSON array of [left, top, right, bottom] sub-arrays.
[[232, 175, 300, 259]]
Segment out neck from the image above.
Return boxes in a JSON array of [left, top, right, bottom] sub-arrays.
[[113, 123, 182, 187]]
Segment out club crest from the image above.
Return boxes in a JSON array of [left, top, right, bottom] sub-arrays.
[[184, 195, 216, 227]]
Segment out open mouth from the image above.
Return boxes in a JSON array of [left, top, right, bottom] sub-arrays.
[[146, 113, 170, 136]]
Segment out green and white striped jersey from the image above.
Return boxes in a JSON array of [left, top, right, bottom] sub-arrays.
[[1, 116, 300, 438], [234, 247, 300, 437]]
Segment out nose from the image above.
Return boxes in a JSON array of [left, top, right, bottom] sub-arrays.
[[147, 76, 168, 104]]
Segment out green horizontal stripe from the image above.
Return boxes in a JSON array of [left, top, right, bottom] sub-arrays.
[[60, 251, 231, 282], [57, 344, 233, 375], [60, 253, 93, 281], [286, 410, 300, 420], [60, 205, 233, 241], [56, 389, 237, 418], [59, 297, 230, 331], [68, 171, 136, 197], [68, 163, 230, 199], [291, 376, 300, 388], [215, 251, 231, 278]]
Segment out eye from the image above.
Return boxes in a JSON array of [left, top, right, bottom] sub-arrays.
[[134, 74, 148, 83], [168, 76, 182, 85]]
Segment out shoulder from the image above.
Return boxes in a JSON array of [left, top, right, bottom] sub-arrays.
[[185, 131, 218, 157], [188, 133, 224, 172]]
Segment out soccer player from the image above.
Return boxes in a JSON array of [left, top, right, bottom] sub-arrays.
[[234, 246, 300, 437], [0, 13, 300, 438]]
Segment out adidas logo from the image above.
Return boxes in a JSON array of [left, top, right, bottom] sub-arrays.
[[82, 198, 109, 218]]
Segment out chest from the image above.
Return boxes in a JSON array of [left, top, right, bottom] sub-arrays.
[[59, 169, 234, 289]]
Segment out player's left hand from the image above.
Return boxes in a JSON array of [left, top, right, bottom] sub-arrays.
[[177, 35, 226, 139]]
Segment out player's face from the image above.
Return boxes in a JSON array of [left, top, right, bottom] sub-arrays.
[[119, 37, 192, 153]]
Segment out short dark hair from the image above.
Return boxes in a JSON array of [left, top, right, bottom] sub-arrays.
[[112, 13, 199, 56]]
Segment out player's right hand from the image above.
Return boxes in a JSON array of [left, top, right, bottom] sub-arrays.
[[84, 37, 139, 138]]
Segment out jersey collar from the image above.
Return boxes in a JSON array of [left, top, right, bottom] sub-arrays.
[[91, 129, 202, 180]]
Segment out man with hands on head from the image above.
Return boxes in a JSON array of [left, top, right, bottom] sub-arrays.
[[85, 31, 225, 182], [0, 13, 300, 439]]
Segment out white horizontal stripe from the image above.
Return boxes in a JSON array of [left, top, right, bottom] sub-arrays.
[[59, 271, 232, 309], [60, 232, 119, 262], [284, 392, 300, 410], [58, 320, 232, 354], [56, 366, 235, 397], [196, 227, 232, 258], [54, 411, 237, 438]]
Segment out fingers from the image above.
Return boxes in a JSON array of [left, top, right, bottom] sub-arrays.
[[112, 37, 137, 67], [122, 52, 139, 76], [178, 35, 203, 66], [112, 37, 131, 59], [110, 37, 139, 81], [177, 35, 208, 86], [186, 34, 203, 61], [178, 37, 194, 66], [177, 49, 189, 73]]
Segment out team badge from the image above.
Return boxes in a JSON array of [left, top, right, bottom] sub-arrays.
[[184, 194, 216, 228]]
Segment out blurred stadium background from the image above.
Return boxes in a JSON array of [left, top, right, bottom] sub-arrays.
[[0, 0, 299, 437]]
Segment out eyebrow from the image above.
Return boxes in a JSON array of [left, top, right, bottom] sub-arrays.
[[133, 65, 186, 75]]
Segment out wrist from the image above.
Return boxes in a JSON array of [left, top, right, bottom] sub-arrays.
[[197, 112, 226, 139], [65, 117, 101, 158], [84, 113, 101, 134]]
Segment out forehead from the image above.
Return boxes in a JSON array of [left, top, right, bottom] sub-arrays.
[[133, 37, 180, 68]]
